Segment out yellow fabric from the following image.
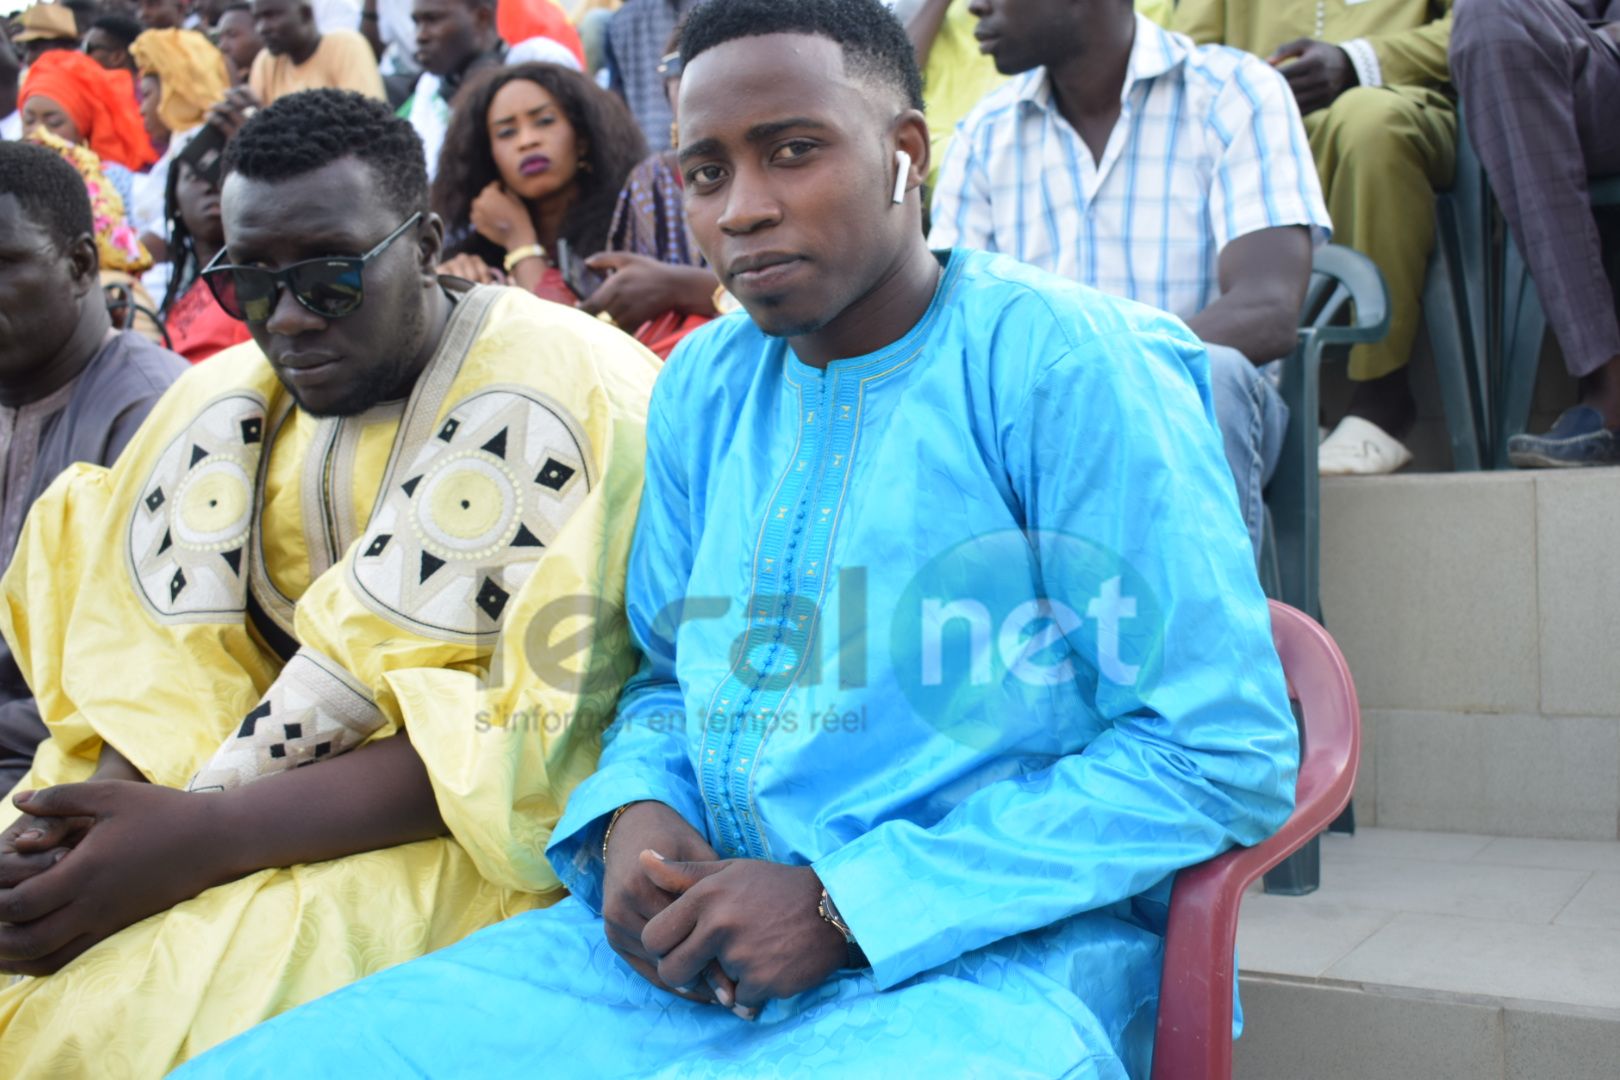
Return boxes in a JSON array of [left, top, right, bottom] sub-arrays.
[[1135, 0, 1174, 28], [1172, 0, 1453, 89], [130, 29, 231, 137], [920, 0, 1005, 189], [0, 286, 658, 1075], [248, 30, 385, 105], [1304, 85, 1455, 380]]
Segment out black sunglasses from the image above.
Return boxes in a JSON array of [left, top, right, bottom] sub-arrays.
[[201, 211, 423, 323]]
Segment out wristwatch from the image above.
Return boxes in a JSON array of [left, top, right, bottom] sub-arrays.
[[818, 887, 869, 970]]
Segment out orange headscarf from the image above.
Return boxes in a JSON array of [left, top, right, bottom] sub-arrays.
[[20, 50, 159, 172]]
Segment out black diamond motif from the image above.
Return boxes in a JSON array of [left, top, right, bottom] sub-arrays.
[[241, 417, 263, 444], [481, 428, 508, 459], [158, 528, 173, 554], [420, 551, 446, 583], [535, 458, 575, 491], [269, 744, 286, 759], [189, 444, 210, 467], [437, 418, 460, 442], [511, 523, 543, 548], [314, 741, 332, 757], [400, 475, 421, 498], [221, 547, 242, 575], [364, 533, 392, 558], [476, 576, 510, 621], [169, 567, 187, 602], [283, 722, 302, 739], [239, 701, 272, 738], [145, 487, 165, 513]]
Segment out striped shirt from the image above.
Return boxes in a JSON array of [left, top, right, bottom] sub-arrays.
[[929, 13, 1331, 321]]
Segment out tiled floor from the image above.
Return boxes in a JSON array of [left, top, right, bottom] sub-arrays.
[[1238, 828, 1620, 1013]]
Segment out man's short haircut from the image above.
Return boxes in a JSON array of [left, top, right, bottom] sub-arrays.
[[218, 1, 251, 14], [224, 89, 428, 215], [678, 0, 924, 112], [91, 13, 144, 48], [0, 141, 95, 253]]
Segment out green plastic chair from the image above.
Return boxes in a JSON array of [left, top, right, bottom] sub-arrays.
[[1264, 244, 1391, 626], [1420, 119, 1492, 471], [1492, 175, 1620, 467], [1260, 245, 1387, 896]]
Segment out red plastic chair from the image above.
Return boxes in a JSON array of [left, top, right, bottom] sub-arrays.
[[1151, 601, 1361, 1080]]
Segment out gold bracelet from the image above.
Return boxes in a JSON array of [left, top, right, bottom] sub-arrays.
[[503, 243, 547, 273], [600, 802, 634, 862]]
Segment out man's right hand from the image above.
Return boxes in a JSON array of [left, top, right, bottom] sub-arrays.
[[601, 801, 735, 1004]]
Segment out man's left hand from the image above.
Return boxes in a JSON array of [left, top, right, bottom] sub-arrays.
[[1268, 38, 1357, 115], [639, 853, 848, 1020], [0, 782, 230, 976]]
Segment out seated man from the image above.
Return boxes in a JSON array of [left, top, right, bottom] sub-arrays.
[[1453, 0, 1620, 467], [1174, 0, 1454, 475], [247, 0, 386, 104], [0, 89, 657, 1075], [182, 3, 1300, 1076], [0, 142, 187, 792], [932, 0, 1328, 558]]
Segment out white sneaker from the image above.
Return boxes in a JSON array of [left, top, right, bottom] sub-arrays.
[[1318, 416, 1413, 476]]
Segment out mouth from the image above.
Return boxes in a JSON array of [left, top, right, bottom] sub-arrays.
[[518, 154, 551, 177], [275, 353, 342, 384], [727, 252, 805, 291], [974, 30, 999, 54]]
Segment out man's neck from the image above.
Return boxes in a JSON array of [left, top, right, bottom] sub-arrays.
[[392, 283, 455, 399], [790, 241, 941, 369], [444, 41, 502, 96], [288, 32, 321, 66], [1045, 11, 1136, 160], [0, 304, 111, 410]]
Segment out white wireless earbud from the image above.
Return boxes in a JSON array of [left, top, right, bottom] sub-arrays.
[[892, 149, 911, 205]]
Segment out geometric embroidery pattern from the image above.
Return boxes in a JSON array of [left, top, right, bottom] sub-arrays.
[[127, 392, 268, 623], [347, 387, 592, 642], [186, 648, 386, 791]]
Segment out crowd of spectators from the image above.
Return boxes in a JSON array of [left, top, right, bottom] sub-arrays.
[[0, 0, 1616, 1073]]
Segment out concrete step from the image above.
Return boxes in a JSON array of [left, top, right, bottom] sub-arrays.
[[1318, 468, 1620, 842], [1233, 828, 1620, 1079]]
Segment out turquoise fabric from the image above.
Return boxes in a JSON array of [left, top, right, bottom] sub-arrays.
[[179, 250, 1298, 1079]]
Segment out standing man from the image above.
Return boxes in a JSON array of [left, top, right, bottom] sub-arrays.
[[0, 89, 656, 1074], [603, 0, 701, 152], [0, 141, 186, 792], [932, 0, 1329, 558], [180, 2, 1298, 1076], [1453, 0, 1620, 467], [1175, 0, 1453, 475], [248, 0, 385, 103], [402, 0, 505, 177]]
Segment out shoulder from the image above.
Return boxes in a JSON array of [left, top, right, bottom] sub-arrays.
[[91, 333, 190, 400], [319, 31, 374, 58], [647, 310, 767, 418], [1179, 42, 1294, 117], [953, 72, 1037, 142]]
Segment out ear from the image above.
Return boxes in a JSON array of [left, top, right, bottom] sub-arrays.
[[417, 211, 445, 277], [65, 232, 100, 300], [892, 108, 930, 203]]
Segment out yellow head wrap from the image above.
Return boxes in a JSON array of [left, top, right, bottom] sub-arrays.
[[130, 29, 231, 137]]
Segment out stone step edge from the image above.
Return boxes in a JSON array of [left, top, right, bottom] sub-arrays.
[[1236, 971, 1620, 1024]]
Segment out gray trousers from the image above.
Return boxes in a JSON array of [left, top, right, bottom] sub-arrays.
[[1452, 0, 1620, 378]]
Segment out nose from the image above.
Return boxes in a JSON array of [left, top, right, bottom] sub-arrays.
[[967, 0, 989, 16], [263, 282, 327, 338], [715, 164, 781, 237]]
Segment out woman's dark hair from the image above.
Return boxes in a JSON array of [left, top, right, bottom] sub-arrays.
[[433, 62, 647, 270], [159, 157, 197, 317]]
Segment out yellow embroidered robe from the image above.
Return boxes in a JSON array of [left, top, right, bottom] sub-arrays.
[[0, 285, 658, 1076]]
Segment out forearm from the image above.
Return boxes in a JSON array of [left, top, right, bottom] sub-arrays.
[[899, 0, 953, 69], [666, 265, 722, 317], [208, 732, 446, 878], [91, 742, 146, 783], [1184, 291, 1299, 363]]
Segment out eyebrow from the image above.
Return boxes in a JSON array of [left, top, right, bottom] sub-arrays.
[[488, 104, 557, 128], [677, 117, 830, 165]]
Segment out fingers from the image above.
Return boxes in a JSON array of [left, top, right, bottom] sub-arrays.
[[1267, 37, 1311, 63], [0, 855, 76, 925], [0, 926, 95, 978], [577, 277, 618, 316], [0, 849, 67, 889], [8, 814, 90, 854], [13, 784, 101, 821], [585, 252, 630, 272], [640, 850, 726, 895]]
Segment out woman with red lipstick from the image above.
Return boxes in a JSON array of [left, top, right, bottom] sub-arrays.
[[433, 62, 644, 307], [434, 61, 726, 357]]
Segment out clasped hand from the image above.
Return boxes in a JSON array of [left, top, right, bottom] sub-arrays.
[[0, 781, 227, 976], [600, 802, 848, 1021], [1268, 38, 1356, 115]]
